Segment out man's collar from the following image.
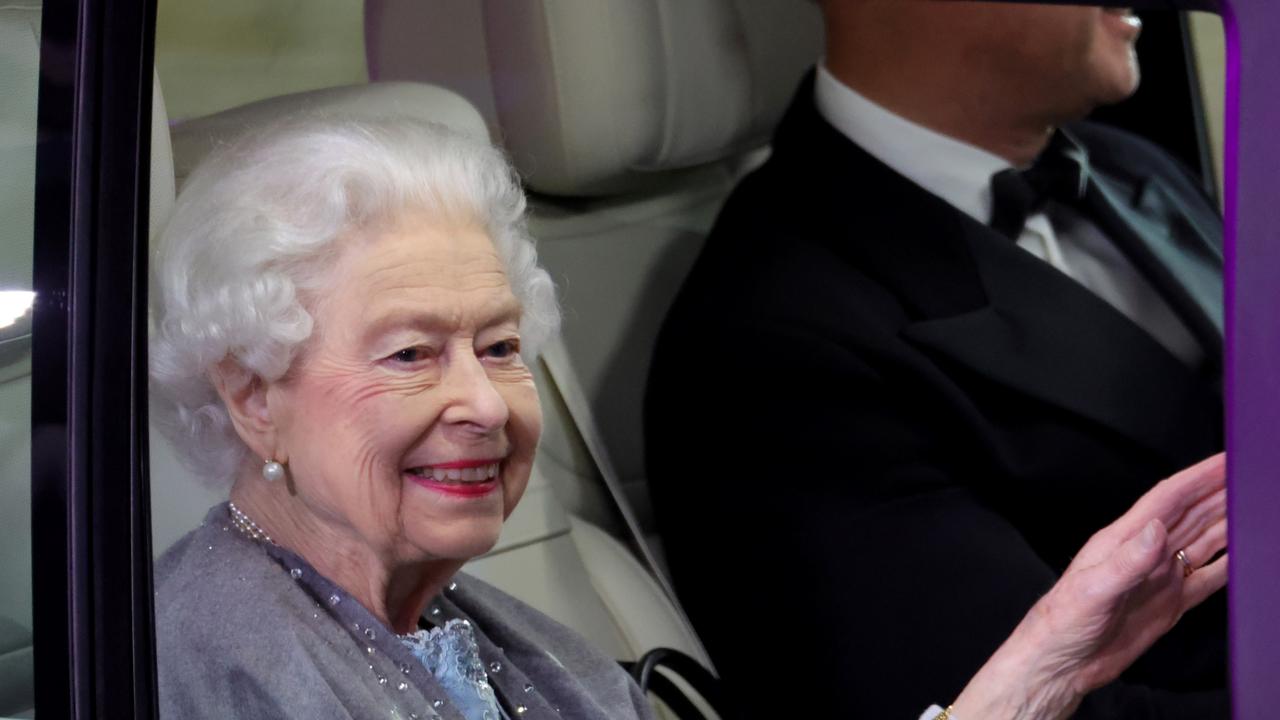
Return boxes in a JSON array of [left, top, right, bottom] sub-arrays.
[[813, 62, 1013, 225]]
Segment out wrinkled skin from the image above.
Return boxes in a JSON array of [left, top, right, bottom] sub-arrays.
[[951, 454, 1228, 719], [220, 211, 542, 631]]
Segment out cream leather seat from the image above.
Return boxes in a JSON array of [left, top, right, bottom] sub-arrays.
[[364, 0, 824, 551], [0, 5, 175, 716]]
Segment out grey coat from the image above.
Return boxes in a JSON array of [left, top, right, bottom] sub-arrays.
[[156, 505, 654, 720]]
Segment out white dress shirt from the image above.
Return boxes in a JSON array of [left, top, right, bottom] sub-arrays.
[[813, 64, 1203, 367]]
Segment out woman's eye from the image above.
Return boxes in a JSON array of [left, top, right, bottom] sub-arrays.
[[484, 339, 520, 359], [390, 347, 427, 364]]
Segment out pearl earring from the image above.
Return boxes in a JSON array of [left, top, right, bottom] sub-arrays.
[[262, 459, 286, 482]]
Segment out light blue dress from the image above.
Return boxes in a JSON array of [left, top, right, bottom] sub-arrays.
[[400, 620, 505, 720]]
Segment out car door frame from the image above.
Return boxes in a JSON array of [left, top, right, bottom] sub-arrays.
[[30, 0, 159, 716], [24, 0, 1280, 717]]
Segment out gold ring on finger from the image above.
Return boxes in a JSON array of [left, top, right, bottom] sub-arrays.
[[1175, 549, 1194, 578]]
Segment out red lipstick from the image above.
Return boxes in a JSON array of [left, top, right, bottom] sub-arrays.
[[409, 476, 499, 498]]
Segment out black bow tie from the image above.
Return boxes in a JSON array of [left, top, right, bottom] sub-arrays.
[[989, 131, 1091, 241]]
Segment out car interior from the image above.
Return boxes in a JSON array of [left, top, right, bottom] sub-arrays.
[[0, 1, 1230, 717]]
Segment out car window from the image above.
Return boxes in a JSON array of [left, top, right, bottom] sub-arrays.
[[143, 3, 1230, 719], [155, 0, 365, 121], [1189, 11, 1226, 202], [0, 5, 41, 719]]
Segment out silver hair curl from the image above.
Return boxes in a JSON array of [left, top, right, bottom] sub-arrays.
[[150, 117, 560, 488]]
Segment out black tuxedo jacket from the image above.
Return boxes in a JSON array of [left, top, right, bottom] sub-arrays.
[[645, 76, 1227, 719]]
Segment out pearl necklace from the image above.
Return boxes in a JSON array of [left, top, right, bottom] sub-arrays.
[[228, 501, 276, 545]]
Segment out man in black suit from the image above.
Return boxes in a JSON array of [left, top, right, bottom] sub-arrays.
[[645, 2, 1225, 717]]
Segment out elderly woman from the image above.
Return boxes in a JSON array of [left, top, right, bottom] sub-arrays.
[[150, 117, 1227, 720]]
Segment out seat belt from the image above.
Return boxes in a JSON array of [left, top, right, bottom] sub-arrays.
[[537, 338, 711, 662]]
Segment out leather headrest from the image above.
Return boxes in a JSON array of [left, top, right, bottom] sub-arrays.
[[365, 0, 823, 196], [168, 81, 489, 189]]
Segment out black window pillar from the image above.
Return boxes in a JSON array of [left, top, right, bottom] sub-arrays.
[[31, 0, 158, 717]]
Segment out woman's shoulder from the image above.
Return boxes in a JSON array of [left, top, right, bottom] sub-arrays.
[[154, 505, 321, 654], [158, 507, 270, 603], [154, 506, 361, 718]]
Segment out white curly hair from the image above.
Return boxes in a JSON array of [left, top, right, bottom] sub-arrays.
[[150, 116, 560, 488]]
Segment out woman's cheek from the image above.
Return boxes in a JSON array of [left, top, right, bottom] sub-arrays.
[[349, 392, 433, 464], [318, 375, 433, 481], [507, 379, 543, 445], [501, 381, 542, 519]]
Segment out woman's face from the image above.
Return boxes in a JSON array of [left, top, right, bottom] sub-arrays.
[[267, 211, 541, 564]]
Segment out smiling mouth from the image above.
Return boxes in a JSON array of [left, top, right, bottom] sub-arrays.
[[405, 462, 501, 484]]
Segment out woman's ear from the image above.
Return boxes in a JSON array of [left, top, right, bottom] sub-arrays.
[[209, 357, 279, 462]]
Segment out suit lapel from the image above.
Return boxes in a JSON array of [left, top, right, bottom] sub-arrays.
[[1082, 168, 1224, 362], [900, 217, 1221, 457], [769, 80, 1220, 457]]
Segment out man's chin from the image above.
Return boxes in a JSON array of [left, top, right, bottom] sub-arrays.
[[1105, 68, 1142, 107], [1085, 56, 1141, 113]]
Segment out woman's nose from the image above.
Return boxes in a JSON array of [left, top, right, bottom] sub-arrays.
[[439, 353, 509, 434]]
